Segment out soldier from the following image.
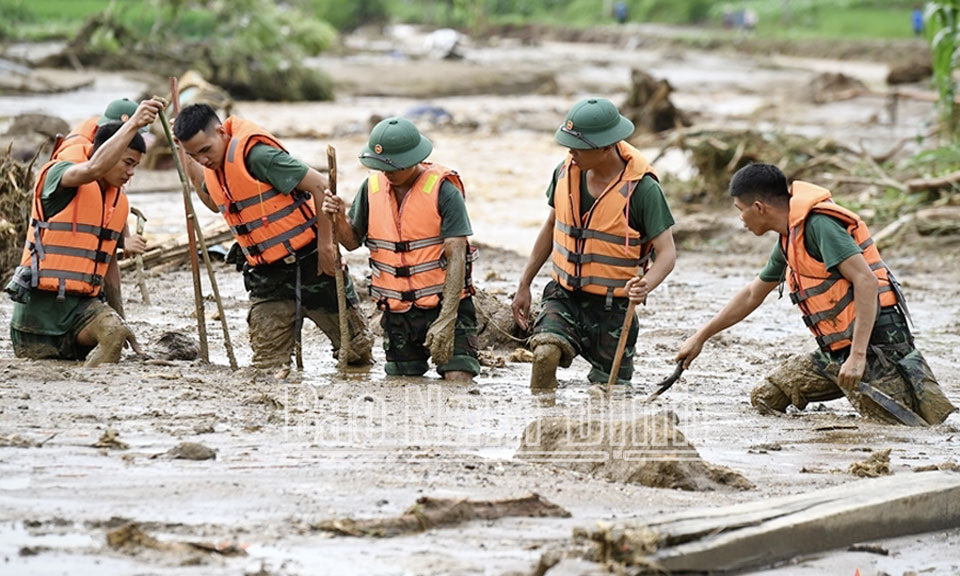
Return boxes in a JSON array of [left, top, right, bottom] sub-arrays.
[[676, 163, 956, 425], [512, 97, 677, 389], [174, 104, 373, 369], [322, 117, 480, 381], [5, 100, 164, 366]]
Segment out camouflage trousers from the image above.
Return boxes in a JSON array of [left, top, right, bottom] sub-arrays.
[[10, 298, 112, 361], [531, 280, 637, 384], [380, 297, 480, 377], [752, 308, 956, 425], [247, 272, 373, 369]]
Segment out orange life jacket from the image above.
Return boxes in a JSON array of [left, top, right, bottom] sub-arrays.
[[551, 141, 658, 305], [18, 144, 128, 299], [782, 181, 901, 352], [51, 117, 97, 161], [365, 163, 477, 313], [202, 117, 317, 267]]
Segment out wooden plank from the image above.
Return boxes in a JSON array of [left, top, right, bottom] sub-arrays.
[[640, 471, 960, 573]]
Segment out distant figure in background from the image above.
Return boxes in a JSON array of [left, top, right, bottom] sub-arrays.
[[743, 9, 758, 33], [614, 1, 628, 24], [912, 7, 925, 37]]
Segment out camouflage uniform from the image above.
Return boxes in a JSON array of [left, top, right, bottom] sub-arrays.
[[380, 297, 480, 376], [532, 280, 638, 384], [236, 245, 373, 369], [753, 307, 956, 425]]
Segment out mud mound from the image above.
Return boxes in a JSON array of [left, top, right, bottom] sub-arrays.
[[0, 147, 37, 285], [517, 414, 752, 491], [2, 113, 66, 162], [155, 331, 199, 361], [887, 55, 933, 85], [808, 72, 866, 104], [474, 289, 534, 351], [622, 69, 691, 135]]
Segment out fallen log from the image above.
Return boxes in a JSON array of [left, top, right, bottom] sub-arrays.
[[120, 220, 232, 271], [905, 169, 960, 193], [915, 206, 960, 236], [577, 470, 960, 574], [314, 494, 570, 538]]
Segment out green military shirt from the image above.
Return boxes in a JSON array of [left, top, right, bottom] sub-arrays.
[[11, 162, 91, 335], [758, 213, 863, 283], [229, 143, 329, 303], [544, 162, 675, 241], [347, 177, 473, 241]]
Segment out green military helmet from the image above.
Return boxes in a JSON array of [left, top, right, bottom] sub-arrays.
[[99, 98, 149, 133], [359, 117, 433, 172], [555, 97, 634, 150]]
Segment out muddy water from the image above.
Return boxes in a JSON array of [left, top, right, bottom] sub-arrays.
[[2, 37, 959, 575]]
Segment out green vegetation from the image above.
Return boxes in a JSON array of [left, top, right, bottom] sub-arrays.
[[924, 0, 960, 139], [0, 0, 925, 42]]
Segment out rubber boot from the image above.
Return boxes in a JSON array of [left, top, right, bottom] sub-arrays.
[[83, 312, 133, 367]]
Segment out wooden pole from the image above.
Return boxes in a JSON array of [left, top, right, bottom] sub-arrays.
[[326, 145, 351, 370], [167, 79, 207, 363], [164, 80, 238, 370], [606, 301, 636, 392]]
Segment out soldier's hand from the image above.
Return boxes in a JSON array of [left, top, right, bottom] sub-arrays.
[[425, 314, 456, 367], [625, 275, 648, 304], [838, 352, 866, 389], [321, 191, 344, 218], [675, 335, 703, 369], [131, 99, 164, 130], [124, 234, 147, 257], [512, 284, 532, 331]]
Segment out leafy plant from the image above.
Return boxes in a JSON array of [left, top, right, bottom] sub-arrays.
[[925, 0, 960, 140]]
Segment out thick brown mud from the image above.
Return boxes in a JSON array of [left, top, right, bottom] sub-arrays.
[[1, 29, 959, 576]]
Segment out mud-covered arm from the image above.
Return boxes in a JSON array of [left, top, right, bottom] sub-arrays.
[[293, 168, 338, 276], [103, 257, 125, 320], [425, 236, 468, 366], [675, 276, 779, 369], [512, 208, 555, 330], [836, 253, 880, 388]]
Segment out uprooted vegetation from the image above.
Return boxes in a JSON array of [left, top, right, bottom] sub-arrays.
[[37, 2, 335, 101], [638, 127, 960, 248], [0, 145, 39, 286]]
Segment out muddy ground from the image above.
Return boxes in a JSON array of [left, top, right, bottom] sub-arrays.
[[1, 29, 959, 575]]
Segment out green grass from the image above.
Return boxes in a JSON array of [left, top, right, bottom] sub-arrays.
[[754, 6, 918, 40]]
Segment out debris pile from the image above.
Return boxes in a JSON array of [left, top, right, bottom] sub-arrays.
[[0, 146, 37, 285], [315, 494, 569, 538], [621, 69, 691, 135], [807, 72, 867, 104]]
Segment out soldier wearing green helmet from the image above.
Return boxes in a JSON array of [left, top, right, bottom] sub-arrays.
[[323, 117, 480, 381], [512, 97, 677, 389]]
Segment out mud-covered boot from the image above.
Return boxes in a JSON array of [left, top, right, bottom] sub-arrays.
[[531, 343, 561, 391], [82, 312, 133, 367], [313, 307, 374, 366], [750, 382, 791, 415]]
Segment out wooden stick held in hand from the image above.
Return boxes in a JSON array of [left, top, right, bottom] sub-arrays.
[[163, 81, 238, 370], [325, 145, 351, 370]]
